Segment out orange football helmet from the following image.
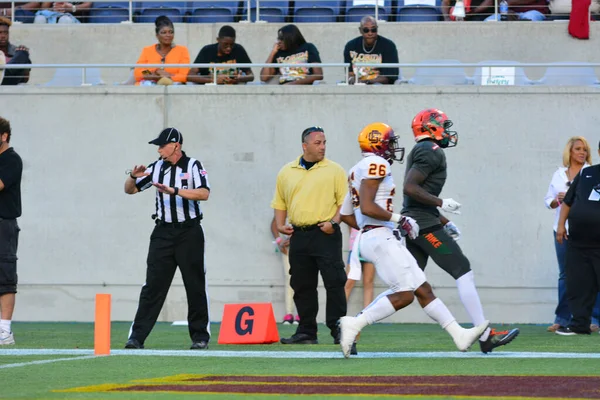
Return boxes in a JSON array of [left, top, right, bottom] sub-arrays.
[[411, 108, 458, 148], [358, 122, 405, 164]]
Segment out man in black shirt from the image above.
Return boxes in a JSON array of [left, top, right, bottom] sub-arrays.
[[124, 128, 212, 350], [343, 15, 399, 85], [187, 25, 254, 85], [556, 141, 600, 335], [0, 116, 22, 345]]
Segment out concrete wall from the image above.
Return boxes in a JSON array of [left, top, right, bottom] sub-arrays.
[[7, 22, 600, 84], [3, 84, 600, 325]]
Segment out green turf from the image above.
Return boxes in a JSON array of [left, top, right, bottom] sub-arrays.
[[0, 322, 598, 399]]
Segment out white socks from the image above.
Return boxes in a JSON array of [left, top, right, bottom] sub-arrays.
[[357, 295, 396, 327], [0, 319, 11, 333], [423, 298, 455, 329], [456, 271, 490, 341]]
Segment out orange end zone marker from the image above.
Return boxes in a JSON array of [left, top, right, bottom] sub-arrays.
[[94, 293, 111, 356], [218, 303, 280, 345]]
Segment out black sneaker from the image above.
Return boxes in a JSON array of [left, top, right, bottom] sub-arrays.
[[190, 341, 209, 350], [124, 338, 144, 349], [280, 333, 318, 344], [480, 328, 520, 354], [556, 327, 590, 336]]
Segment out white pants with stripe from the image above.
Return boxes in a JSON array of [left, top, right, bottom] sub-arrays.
[[359, 227, 426, 293]]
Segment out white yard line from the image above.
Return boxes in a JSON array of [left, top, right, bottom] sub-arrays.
[[1, 349, 600, 359], [0, 355, 97, 369]]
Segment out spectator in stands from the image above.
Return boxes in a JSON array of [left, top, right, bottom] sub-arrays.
[[34, 2, 91, 23], [188, 25, 254, 85], [134, 15, 190, 86], [0, 2, 39, 22], [0, 17, 31, 85], [343, 16, 398, 85], [260, 24, 323, 85], [484, 0, 548, 20], [442, 0, 495, 21]]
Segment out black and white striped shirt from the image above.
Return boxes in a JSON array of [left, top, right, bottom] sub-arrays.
[[135, 152, 210, 223]]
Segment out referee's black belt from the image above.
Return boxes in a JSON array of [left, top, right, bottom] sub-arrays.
[[155, 216, 202, 228], [292, 223, 322, 232]]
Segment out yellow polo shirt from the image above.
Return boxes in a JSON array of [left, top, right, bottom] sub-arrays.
[[271, 156, 348, 226]]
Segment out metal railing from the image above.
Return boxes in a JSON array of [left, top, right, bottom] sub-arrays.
[[1, 0, 566, 24], [3, 62, 600, 85]]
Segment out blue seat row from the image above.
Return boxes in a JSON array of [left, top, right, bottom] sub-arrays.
[[86, 0, 443, 23]]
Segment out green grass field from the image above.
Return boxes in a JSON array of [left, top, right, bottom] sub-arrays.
[[1, 322, 599, 400]]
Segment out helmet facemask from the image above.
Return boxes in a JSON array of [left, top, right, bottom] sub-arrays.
[[384, 134, 405, 164], [438, 119, 458, 148]]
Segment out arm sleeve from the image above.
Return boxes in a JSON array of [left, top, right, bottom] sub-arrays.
[[171, 47, 191, 83], [409, 145, 440, 178], [238, 46, 253, 74], [195, 47, 209, 76], [307, 43, 322, 63], [379, 40, 399, 83], [544, 169, 559, 209], [340, 192, 354, 216], [135, 163, 155, 192], [134, 47, 150, 83], [191, 160, 210, 190], [343, 41, 352, 64], [0, 156, 22, 189], [271, 170, 287, 210], [563, 173, 579, 207]]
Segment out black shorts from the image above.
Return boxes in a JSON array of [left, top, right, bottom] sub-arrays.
[[0, 219, 19, 294], [406, 225, 471, 280]]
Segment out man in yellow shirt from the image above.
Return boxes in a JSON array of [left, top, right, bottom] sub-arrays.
[[272, 126, 348, 345]]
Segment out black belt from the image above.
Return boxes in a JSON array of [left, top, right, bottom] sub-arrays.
[[362, 225, 386, 233], [155, 217, 201, 229], [292, 224, 321, 232]]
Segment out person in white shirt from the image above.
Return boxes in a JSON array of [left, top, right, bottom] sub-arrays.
[[545, 136, 600, 333], [337, 122, 489, 358]]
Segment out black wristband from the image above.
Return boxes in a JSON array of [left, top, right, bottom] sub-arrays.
[[173, 187, 179, 196], [129, 172, 137, 180]]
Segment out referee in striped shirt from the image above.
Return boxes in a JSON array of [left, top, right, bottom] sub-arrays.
[[124, 127, 211, 350]]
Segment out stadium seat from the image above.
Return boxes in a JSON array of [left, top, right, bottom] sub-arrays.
[[536, 62, 600, 86], [408, 59, 471, 85], [293, 0, 341, 22], [89, 2, 131, 23], [345, 0, 392, 22], [136, 2, 187, 23], [396, 0, 442, 21], [471, 60, 535, 86], [44, 68, 104, 87], [242, 0, 289, 22], [187, 1, 239, 23]]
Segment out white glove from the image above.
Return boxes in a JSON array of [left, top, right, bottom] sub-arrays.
[[398, 216, 420, 240], [441, 198, 461, 214], [444, 221, 461, 241]]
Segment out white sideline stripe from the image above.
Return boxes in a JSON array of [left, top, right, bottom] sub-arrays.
[[0, 355, 97, 369], [1, 349, 600, 359]]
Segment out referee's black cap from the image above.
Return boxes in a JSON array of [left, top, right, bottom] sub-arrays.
[[149, 127, 184, 146]]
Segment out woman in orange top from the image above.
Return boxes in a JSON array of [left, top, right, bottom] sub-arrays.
[[134, 15, 190, 85]]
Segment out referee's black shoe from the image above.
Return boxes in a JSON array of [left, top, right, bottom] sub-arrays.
[[280, 333, 318, 344], [190, 341, 209, 350], [124, 338, 144, 349]]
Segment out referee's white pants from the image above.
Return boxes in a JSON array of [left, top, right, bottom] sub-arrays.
[[359, 227, 426, 293]]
